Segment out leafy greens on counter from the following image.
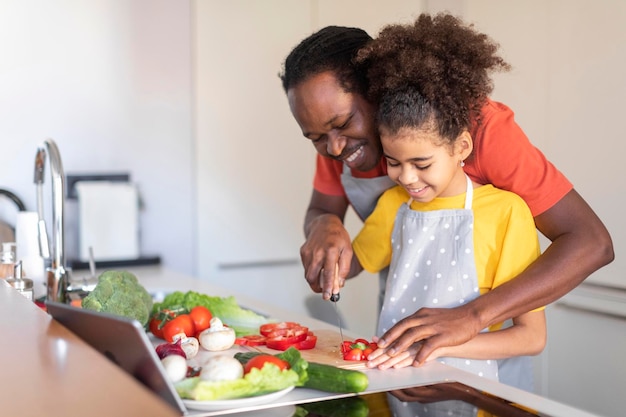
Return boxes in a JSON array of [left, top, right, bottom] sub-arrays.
[[152, 290, 273, 336]]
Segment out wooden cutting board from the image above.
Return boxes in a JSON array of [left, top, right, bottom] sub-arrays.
[[245, 329, 366, 370]]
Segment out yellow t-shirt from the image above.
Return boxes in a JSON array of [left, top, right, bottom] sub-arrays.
[[353, 184, 541, 297]]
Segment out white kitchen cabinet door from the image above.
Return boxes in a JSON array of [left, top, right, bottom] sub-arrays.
[[194, 1, 315, 276], [545, 301, 626, 417]]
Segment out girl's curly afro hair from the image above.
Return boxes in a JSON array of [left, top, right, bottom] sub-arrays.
[[356, 13, 511, 141]]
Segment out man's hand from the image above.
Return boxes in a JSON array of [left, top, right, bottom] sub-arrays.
[[367, 304, 482, 368], [300, 213, 352, 300]]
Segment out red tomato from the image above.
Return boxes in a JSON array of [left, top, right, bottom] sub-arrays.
[[234, 334, 267, 346], [149, 317, 165, 339], [148, 310, 178, 339], [162, 314, 195, 342], [344, 348, 364, 361], [243, 355, 290, 374], [189, 306, 212, 335]]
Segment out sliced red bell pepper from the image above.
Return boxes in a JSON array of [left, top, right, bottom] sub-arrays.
[[234, 334, 267, 346], [342, 339, 377, 361]]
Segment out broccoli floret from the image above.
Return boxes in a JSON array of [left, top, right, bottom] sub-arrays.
[[81, 270, 153, 325]]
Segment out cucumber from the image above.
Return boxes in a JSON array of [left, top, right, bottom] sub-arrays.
[[303, 362, 369, 393], [234, 351, 369, 393]]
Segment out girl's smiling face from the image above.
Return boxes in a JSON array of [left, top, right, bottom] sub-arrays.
[[381, 125, 473, 202]]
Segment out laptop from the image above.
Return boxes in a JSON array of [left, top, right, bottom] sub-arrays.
[[46, 301, 188, 415]]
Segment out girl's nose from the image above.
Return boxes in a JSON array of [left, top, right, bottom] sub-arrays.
[[398, 167, 418, 185], [326, 130, 346, 157]]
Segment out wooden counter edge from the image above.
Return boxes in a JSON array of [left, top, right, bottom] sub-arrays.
[[0, 280, 180, 417]]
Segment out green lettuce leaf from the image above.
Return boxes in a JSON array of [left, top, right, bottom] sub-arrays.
[[152, 290, 273, 336], [275, 347, 309, 386]]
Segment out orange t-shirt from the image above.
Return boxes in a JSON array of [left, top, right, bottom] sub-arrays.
[[313, 99, 572, 217]]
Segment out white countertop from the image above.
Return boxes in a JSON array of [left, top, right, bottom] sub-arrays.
[[113, 266, 602, 417]]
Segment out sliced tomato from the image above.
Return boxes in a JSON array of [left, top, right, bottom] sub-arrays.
[[234, 334, 267, 346]]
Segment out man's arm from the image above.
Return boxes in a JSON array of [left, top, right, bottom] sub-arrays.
[[300, 190, 353, 300], [372, 189, 614, 364]]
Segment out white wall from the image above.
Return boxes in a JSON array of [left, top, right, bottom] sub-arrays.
[[192, 0, 432, 339], [0, 0, 195, 274]]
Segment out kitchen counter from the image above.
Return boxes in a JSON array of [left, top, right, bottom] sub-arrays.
[[0, 277, 179, 417], [1, 266, 604, 417]]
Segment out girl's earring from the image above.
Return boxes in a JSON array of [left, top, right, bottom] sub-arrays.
[[460, 160, 465, 167]]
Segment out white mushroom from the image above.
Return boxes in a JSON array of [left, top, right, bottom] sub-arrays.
[[199, 355, 244, 382], [161, 354, 188, 383], [173, 334, 199, 359], [198, 317, 236, 351]]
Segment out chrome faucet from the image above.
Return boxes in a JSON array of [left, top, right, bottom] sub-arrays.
[[34, 139, 70, 303]]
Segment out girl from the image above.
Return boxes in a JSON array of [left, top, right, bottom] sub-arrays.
[[347, 14, 546, 382]]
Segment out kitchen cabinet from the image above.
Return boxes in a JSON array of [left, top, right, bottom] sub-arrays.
[[542, 286, 626, 417]]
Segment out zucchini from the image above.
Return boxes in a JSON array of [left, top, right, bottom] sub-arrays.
[[234, 350, 369, 393]]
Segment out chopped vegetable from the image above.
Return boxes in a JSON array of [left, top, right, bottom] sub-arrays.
[[234, 334, 267, 346], [341, 339, 378, 361], [261, 322, 317, 351]]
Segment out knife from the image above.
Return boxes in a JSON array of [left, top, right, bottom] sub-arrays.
[[329, 264, 345, 350]]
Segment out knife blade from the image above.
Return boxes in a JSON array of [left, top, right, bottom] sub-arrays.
[[329, 264, 345, 350], [331, 293, 345, 349]]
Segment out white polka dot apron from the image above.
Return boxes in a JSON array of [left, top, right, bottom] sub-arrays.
[[341, 164, 395, 313], [378, 175, 498, 381]]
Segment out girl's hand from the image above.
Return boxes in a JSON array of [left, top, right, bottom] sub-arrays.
[[371, 305, 481, 366], [366, 336, 425, 369]]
